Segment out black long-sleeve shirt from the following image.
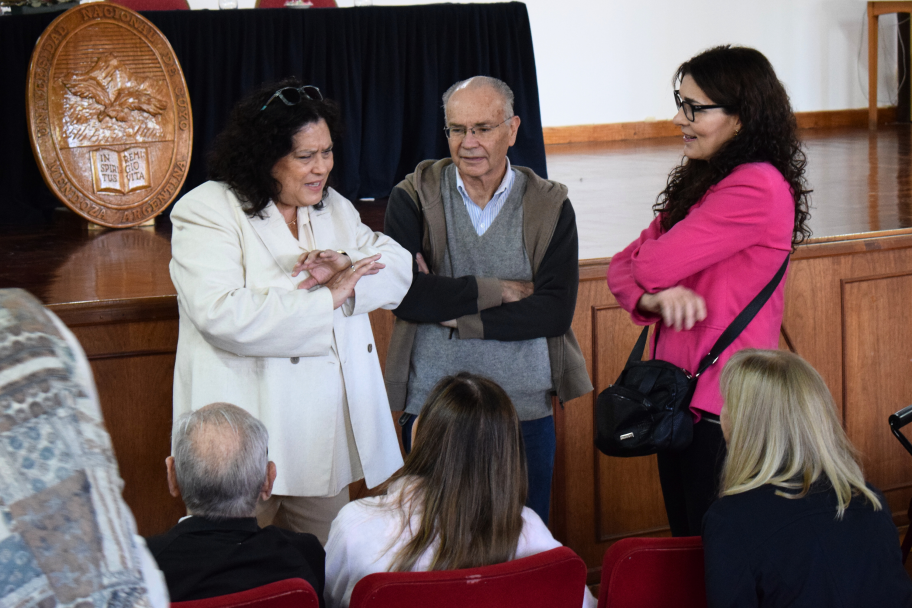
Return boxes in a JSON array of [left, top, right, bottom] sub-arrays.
[[383, 185, 579, 342], [702, 483, 912, 608]]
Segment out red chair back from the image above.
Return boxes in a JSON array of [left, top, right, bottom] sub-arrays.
[[350, 546, 588, 608], [170, 579, 320, 608], [598, 536, 706, 608], [254, 0, 337, 8], [108, 0, 190, 10]]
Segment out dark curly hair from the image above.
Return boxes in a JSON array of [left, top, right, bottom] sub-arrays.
[[654, 46, 812, 248], [208, 77, 342, 217]]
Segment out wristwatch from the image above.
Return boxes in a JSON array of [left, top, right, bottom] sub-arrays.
[[337, 250, 354, 269]]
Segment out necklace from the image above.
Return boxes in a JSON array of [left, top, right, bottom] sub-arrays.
[[276, 201, 297, 228]]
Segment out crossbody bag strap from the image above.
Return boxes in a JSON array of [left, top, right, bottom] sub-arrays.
[[627, 325, 651, 365], [693, 253, 790, 377]]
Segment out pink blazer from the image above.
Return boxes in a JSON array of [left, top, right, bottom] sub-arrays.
[[607, 163, 794, 417]]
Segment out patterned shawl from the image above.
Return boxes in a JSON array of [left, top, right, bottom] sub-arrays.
[[0, 288, 154, 608]]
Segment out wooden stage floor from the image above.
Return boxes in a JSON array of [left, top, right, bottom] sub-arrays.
[[546, 124, 912, 261]]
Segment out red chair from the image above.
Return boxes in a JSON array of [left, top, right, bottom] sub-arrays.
[[108, 0, 190, 10], [598, 536, 707, 608], [349, 546, 588, 608], [254, 0, 337, 8], [170, 579, 320, 608]]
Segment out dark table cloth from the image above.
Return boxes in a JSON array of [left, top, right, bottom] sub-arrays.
[[0, 2, 546, 227]]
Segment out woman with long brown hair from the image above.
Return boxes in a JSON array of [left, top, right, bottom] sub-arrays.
[[323, 372, 595, 608], [608, 45, 812, 536]]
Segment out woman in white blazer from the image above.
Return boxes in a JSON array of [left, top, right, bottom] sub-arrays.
[[169, 79, 411, 543]]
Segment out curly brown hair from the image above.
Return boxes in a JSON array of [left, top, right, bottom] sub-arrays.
[[654, 46, 812, 248], [207, 77, 342, 217]]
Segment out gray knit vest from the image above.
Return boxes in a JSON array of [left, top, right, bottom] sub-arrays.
[[404, 165, 552, 420]]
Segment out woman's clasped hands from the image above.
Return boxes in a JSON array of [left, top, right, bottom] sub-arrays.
[[293, 249, 384, 309], [637, 286, 707, 331]]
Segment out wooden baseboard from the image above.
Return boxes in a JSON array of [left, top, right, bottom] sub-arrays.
[[542, 121, 680, 145], [542, 106, 899, 145], [797, 106, 897, 130]]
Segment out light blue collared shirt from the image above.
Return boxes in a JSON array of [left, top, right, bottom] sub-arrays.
[[454, 157, 515, 236]]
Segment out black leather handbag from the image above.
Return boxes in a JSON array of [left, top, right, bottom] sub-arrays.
[[595, 255, 789, 457]]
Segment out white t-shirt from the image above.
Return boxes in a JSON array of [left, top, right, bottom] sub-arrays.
[[324, 479, 596, 608]]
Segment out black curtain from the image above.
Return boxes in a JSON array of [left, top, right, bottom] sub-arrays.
[[0, 2, 546, 228]]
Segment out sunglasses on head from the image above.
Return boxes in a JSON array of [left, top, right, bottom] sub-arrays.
[[260, 85, 323, 111]]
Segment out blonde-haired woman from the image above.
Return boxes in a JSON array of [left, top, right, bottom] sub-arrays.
[[704, 349, 912, 607], [323, 373, 595, 608]]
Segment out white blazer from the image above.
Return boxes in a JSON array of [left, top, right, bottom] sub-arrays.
[[169, 181, 410, 497]]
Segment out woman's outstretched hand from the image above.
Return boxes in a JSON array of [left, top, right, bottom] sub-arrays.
[[314, 253, 384, 309], [293, 249, 352, 290], [637, 286, 707, 331]]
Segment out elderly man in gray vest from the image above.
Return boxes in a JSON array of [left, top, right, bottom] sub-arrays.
[[383, 76, 592, 524], [147, 403, 325, 605]]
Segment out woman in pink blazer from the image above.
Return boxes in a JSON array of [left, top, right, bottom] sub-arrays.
[[607, 46, 812, 536]]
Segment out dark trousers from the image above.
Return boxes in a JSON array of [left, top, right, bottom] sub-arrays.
[[521, 415, 556, 525], [656, 417, 727, 537], [400, 413, 555, 525]]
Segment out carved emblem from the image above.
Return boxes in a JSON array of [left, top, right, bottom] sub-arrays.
[[27, 4, 192, 228], [63, 53, 168, 124]]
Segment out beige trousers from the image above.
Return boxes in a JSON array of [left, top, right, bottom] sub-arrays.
[[255, 488, 350, 546]]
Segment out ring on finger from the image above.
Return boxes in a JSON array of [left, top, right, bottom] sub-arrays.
[[350, 265, 356, 271]]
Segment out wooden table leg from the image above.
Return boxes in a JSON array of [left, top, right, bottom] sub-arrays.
[[869, 6, 880, 129]]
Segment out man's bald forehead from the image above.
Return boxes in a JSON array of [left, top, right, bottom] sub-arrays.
[[452, 77, 493, 95], [442, 76, 515, 122]]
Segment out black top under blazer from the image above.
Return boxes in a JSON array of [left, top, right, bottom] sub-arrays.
[[147, 516, 325, 607], [702, 482, 912, 608]]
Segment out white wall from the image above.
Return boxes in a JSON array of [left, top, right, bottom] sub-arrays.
[[187, 0, 903, 127]]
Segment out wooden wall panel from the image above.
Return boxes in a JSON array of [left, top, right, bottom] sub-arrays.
[[72, 319, 178, 357], [350, 309, 403, 502], [553, 275, 670, 582], [780, 257, 847, 417], [368, 309, 395, 371], [784, 235, 912, 419], [91, 352, 184, 536], [68, 318, 184, 537], [595, 451, 667, 541], [64, 316, 183, 536], [551, 278, 600, 574], [592, 304, 667, 541], [781, 239, 912, 531], [842, 272, 912, 517]]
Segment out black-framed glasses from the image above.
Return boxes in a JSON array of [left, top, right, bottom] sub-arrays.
[[444, 118, 511, 141], [674, 90, 731, 122], [260, 85, 323, 111]]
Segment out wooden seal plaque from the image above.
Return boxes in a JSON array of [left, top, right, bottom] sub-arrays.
[[27, 3, 192, 228]]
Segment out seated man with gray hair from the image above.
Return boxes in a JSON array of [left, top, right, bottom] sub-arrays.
[[147, 402, 324, 605]]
